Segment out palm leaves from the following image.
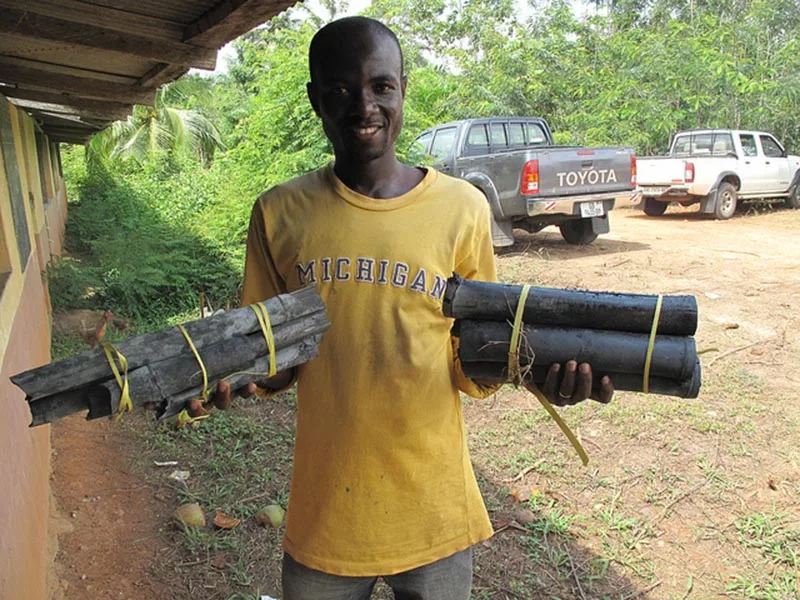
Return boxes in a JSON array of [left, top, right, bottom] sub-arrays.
[[88, 79, 225, 165]]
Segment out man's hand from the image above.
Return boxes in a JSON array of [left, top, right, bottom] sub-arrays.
[[186, 370, 295, 416], [542, 361, 614, 407]]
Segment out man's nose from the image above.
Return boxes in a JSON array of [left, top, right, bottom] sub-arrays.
[[351, 88, 378, 117]]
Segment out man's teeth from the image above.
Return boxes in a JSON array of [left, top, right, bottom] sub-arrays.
[[355, 126, 379, 135]]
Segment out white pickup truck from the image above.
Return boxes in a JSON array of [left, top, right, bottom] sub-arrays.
[[636, 129, 800, 219]]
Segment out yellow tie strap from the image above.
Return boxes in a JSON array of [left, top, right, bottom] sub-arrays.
[[508, 285, 531, 382], [175, 324, 213, 428], [176, 407, 209, 428], [177, 324, 211, 401], [507, 285, 589, 466], [101, 342, 133, 417], [250, 303, 277, 378], [642, 294, 664, 394]]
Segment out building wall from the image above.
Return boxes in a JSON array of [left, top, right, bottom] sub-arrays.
[[0, 95, 65, 600]]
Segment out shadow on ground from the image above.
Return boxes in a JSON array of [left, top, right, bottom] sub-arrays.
[[496, 230, 650, 262]]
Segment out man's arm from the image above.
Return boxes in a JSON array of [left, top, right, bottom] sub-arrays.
[[206, 197, 296, 412]]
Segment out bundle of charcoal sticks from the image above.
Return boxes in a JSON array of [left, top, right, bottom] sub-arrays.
[[12, 287, 329, 426], [444, 276, 701, 398]]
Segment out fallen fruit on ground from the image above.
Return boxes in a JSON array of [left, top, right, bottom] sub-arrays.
[[174, 503, 206, 528], [255, 504, 285, 528], [213, 510, 241, 529]]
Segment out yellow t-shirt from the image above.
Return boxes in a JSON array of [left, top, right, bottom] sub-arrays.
[[242, 164, 497, 576]]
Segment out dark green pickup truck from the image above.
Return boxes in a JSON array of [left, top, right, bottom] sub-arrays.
[[414, 117, 637, 246]]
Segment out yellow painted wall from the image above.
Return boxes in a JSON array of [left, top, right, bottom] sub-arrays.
[[0, 96, 66, 600]]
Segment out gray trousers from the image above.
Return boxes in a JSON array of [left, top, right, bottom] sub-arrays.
[[282, 547, 473, 600]]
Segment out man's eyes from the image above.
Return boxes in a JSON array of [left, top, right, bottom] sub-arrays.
[[327, 83, 394, 96]]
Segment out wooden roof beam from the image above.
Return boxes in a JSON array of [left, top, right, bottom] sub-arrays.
[[8, 98, 131, 121], [0, 63, 156, 105], [48, 134, 92, 144], [0, 0, 185, 41], [0, 7, 217, 69], [34, 112, 105, 129], [0, 87, 134, 117], [185, 0, 299, 48], [140, 0, 298, 88]]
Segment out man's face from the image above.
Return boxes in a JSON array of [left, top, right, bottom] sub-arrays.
[[308, 32, 406, 164]]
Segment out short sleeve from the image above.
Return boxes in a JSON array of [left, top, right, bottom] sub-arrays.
[[452, 198, 501, 399], [242, 196, 287, 306]]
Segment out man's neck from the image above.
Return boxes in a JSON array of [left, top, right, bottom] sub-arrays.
[[334, 152, 423, 199]]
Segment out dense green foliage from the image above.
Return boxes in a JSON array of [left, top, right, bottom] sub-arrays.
[[54, 0, 800, 322]]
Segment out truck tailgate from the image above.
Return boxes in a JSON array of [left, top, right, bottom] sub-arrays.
[[637, 157, 688, 186], [537, 146, 635, 197]]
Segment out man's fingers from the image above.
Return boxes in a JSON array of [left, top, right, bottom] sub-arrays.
[[542, 363, 562, 403], [238, 382, 258, 399], [571, 363, 593, 404], [210, 380, 233, 410], [558, 361, 578, 402], [186, 398, 209, 418], [598, 375, 614, 404]]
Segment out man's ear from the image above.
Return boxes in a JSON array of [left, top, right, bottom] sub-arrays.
[[401, 75, 408, 99], [307, 81, 321, 117]]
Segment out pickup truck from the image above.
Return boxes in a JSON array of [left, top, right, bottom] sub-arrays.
[[413, 117, 637, 246], [636, 129, 800, 218]]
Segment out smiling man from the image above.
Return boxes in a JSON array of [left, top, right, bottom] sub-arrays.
[[227, 16, 611, 599]]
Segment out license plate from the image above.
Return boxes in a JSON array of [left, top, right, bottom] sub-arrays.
[[580, 201, 604, 218], [644, 187, 668, 196]]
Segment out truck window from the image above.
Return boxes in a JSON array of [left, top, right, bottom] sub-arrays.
[[465, 124, 489, 156], [526, 122, 547, 146], [430, 127, 457, 160], [690, 133, 713, 155], [739, 134, 757, 157], [673, 132, 733, 156], [508, 123, 526, 147], [414, 131, 432, 154], [490, 123, 507, 148], [760, 135, 784, 158], [673, 136, 691, 155], [710, 133, 734, 156]]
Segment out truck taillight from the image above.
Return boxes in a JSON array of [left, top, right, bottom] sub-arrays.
[[521, 160, 539, 195], [685, 162, 695, 183], [631, 154, 637, 186]]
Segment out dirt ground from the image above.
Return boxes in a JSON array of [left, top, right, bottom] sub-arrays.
[[48, 204, 800, 599]]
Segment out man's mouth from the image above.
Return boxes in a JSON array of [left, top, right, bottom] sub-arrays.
[[349, 124, 382, 140]]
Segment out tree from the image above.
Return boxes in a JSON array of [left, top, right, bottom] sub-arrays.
[[88, 79, 225, 166]]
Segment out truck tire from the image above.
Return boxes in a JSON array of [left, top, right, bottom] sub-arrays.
[[643, 197, 668, 216], [559, 219, 598, 245], [786, 184, 800, 209], [714, 182, 737, 219]]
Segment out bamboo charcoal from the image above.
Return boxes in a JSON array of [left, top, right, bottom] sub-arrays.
[[456, 320, 697, 381], [27, 337, 322, 427], [158, 335, 322, 421], [12, 286, 323, 400], [443, 275, 697, 336], [461, 361, 702, 399], [12, 287, 330, 427]]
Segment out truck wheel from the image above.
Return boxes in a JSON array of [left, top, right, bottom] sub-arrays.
[[714, 182, 737, 219], [643, 197, 668, 216], [559, 219, 598, 245], [786, 185, 800, 209]]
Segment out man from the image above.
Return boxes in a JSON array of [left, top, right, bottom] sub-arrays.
[[212, 16, 613, 599]]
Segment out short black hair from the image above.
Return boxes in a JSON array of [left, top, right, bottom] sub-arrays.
[[308, 17, 404, 81]]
